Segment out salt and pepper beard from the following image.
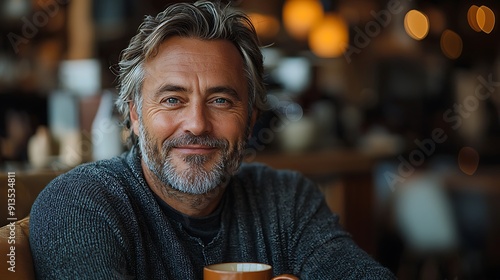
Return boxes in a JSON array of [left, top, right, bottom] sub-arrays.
[[137, 119, 248, 195]]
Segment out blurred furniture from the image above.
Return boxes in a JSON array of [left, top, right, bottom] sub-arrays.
[[0, 216, 34, 280], [392, 169, 500, 279], [0, 171, 60, 227], [393, 176, 460, 279], [445, 171, 500, 279]]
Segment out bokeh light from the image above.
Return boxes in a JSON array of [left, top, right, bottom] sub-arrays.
[[440, 29, 462, 59], [468, 5, 496, 33], [468, 5, 481, 32], [458, 146, 480, 175], [476, 5, 495, 34], [308, 13, 349, 58], [283, 0, 324, 40], [404, 10, 430, 40]]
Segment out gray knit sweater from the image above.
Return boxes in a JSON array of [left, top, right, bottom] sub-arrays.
[[29, 147, 395, 279]]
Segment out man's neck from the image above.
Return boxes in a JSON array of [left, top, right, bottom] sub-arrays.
[[141, 161, 226, 217]]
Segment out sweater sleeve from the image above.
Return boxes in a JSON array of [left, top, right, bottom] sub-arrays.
[[29, 167, 135, 279], [282, 172, 396, 279]]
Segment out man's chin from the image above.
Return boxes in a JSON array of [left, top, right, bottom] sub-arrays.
[[168, 171, 223, 195], [171, 153, 219, 169], [173, 184, 221, 195]]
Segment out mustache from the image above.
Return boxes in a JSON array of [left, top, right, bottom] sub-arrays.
[[162, 134, 229, 150]]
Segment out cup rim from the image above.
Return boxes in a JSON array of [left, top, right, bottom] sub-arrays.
[[204, 262, 272, 273]]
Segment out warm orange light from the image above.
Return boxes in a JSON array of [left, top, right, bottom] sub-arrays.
[[248, 13, 280, 39], [308, 13, 349, 58], [468, 5, 496, 33], [404, 10, 429, 40], [468, 5, 481, 32], [283, 0, 324, 40], [440, 29, 462, 59], [476, 5, 495, 34]]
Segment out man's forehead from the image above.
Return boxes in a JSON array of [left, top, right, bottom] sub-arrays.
[[146, 37, 243, 65], [141, 37, 248, 96]]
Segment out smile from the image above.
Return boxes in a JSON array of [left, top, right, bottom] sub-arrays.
[[173, 145, 218, 155]]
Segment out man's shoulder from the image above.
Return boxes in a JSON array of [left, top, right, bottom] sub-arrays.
[[60, 154, 129, 183], [29, 152, 145, 230], [38, 153, 135, 202]]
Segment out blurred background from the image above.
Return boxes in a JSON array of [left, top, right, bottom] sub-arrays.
[[0, 0, 499, 279]]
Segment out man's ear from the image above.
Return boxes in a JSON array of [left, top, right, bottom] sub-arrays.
[[129, 102, 140, 136]]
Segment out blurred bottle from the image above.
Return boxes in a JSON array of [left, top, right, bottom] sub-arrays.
[[91, 90, 123, 161], [27, 126, 52, 169]]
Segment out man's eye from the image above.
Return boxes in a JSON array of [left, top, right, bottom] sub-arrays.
[[163, 97, 180, 104], [214, 98, 228, 104]]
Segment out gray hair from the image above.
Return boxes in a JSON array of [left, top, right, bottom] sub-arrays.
[[115, 0, 266, 147]]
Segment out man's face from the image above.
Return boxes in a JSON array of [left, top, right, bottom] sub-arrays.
[[130, 37, 255, 194]]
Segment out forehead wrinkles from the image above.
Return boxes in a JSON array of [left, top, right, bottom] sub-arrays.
[[145, 50, 239, 78], [147, 39, 241, 65], [142, 38, 247, 94]]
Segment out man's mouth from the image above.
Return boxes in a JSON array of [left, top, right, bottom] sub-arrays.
[[173, 145, 218, 155]]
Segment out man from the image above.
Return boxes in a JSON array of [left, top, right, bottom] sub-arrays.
[[30, 1, 395, 279]]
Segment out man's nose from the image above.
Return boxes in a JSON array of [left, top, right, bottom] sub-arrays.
[[183, 103, 212, 136]]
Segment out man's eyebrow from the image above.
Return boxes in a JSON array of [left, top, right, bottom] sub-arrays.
[[156, 84, 187, 94], [207, 86, 242, 101], [154, 84, 242, 101]]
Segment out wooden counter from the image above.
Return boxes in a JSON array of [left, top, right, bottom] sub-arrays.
[[249, 148, 374, 175]]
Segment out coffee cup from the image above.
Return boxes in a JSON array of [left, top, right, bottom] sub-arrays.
[[204, 262, 298, 280]]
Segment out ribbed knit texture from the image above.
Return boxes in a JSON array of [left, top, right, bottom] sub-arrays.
[[29, 147, 395, 279]]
